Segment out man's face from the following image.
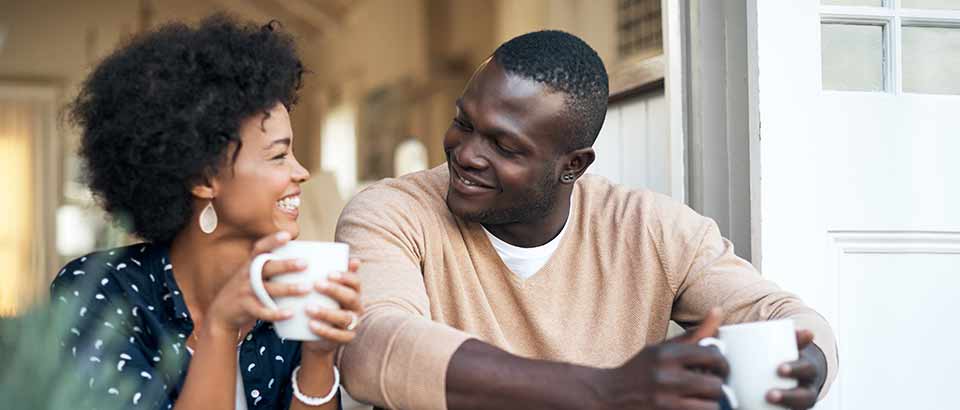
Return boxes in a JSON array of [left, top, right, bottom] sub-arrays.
[[444, 59, 571, 225]]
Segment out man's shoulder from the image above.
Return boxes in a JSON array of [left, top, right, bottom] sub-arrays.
[[576, 174, 705, 228], [350, 165, 446, 207], [577, 174, 675, 212], [338, 165, 451, 227]]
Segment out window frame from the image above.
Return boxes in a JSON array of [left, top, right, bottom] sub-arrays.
[[609, 0, 666, 102], [821, 0, 960, 95]]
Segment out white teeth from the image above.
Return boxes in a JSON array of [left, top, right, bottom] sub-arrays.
[[277, 195, 300, 212], [459, 175, 475, 186]]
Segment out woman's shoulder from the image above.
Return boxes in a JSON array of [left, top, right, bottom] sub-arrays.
[[50, 243, 166, 301]]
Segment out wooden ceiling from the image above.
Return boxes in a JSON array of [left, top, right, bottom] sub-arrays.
[[198, 0, 361, 38]]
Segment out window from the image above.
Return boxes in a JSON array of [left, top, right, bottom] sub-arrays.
[[320, 104, 358, 199], [393, 139, 428, 177], [820, 0, 960, 95], [0, 86, 60, 317], [617, 0, 662, 60], [610, 0, 665, 100]]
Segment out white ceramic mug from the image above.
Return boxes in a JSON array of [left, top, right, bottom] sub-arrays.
[[249, 241, 350, 341], [698, 319, 799, 410]]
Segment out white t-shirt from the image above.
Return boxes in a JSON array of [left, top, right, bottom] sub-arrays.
[[481, 213, 570, 280]]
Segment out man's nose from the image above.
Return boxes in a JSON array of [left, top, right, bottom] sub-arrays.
[[453, 135, 489, 171]]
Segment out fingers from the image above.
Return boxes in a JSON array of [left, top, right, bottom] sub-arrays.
[[263, 281, 311, 299], [663, 344, 730, 379], [306, 306, 356, 330], [795, 329, 815, 349], [308, 319, 356, 344], [261, 258, 308, 279], [329, 270, 361, 293], [242, 299, 292, 322], [653, 395, 720, 410], [659, 368, 726, 402], [252, 231, 292, 255], [778, 359, 818, 385], [347, 258, 361, 273], [327, 271, 363, 313], [767, 387, 817, 410], [316, 278, 361, 312], [680, 308, 724, 344]]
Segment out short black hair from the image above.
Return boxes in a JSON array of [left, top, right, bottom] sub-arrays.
[[69, 14, 304, 244], [493, 30, 608, 151]]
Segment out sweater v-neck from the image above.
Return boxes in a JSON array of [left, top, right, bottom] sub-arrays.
[[469, 186, 581, 288]]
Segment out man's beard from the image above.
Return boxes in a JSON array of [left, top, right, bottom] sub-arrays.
[[455, 166, 560, 226]]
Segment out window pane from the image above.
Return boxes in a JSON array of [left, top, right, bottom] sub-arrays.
[[902, 26, 960, 95], [821, 23, 885, 91], [821, 0, 883, 6], [901, 0, 960, 9], [617, 0, 662, 59]]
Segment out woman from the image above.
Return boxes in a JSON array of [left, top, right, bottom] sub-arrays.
[[50, 15, 360, 409]]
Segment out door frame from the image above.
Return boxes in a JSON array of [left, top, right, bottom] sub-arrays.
[[679, 0, 760, 266]]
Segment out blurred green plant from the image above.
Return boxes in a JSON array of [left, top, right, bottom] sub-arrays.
[[0, 282, 176, 409]]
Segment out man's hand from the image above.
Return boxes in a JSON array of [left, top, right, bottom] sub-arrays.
[[596, 308, 729, 410], [766, 329, 828, 409]]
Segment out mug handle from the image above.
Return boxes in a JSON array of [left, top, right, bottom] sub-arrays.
[[249, 253, 280, 311], [698, 337, 740, 409]]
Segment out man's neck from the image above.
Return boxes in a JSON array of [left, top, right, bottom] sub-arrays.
[[483, 194, 572, 248], [168, 227, 253, 318]]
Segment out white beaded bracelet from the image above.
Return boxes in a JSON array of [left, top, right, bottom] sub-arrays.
[[291, 364, 340, 406]]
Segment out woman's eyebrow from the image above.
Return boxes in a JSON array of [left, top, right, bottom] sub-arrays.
[[264, 137, 291, 149]]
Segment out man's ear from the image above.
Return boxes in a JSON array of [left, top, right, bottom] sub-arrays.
[[559, 147, 595, 184]]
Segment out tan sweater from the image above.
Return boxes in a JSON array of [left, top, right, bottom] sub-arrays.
[[335, 165, 837, 410]]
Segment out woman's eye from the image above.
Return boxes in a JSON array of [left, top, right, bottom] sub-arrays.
[[453, 118, 472, 131], [272, 152, 288, 161]]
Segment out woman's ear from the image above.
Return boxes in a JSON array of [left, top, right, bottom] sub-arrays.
[[190, 175, 218, 200]]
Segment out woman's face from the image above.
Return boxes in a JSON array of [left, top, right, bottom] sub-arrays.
[[211, 102, 310, 240]]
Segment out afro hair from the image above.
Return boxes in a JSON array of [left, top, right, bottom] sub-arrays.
[[69, 14, 304, 243]]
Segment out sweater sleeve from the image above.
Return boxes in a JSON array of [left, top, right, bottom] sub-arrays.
[[334, 185, 472, 410], [653, 196, 838, 399]]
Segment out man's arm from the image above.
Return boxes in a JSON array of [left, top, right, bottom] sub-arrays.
[[335, 185, 471, 410], [445, 340, 601, 410], [654, 196, 838, 401], [445, 310, 731, 410]]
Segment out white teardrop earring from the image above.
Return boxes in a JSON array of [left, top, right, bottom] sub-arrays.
[[199, 201, 218, 234]]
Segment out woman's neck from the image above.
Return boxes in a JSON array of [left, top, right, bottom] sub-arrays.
[[168, 226, 254, 320]]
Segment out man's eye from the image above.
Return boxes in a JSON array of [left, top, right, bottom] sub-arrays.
[[495, 141, 518, 155]]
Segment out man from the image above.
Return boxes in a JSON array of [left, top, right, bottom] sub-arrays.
[[335, 30, 837, 410]]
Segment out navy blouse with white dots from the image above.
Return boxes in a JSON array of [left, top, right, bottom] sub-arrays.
[[50, 243, 337, 409]]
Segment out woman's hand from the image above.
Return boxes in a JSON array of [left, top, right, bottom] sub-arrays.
[[301, 258, 364, 356], [204, 231, 308, 336]]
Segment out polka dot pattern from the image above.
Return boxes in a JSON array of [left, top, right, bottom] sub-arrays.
[[51, 243, 310, 409]]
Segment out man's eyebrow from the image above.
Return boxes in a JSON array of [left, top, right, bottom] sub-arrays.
[[455, 99, 523, 143]]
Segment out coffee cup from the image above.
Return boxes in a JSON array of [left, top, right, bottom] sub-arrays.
[[249, 241, 349, 341], [698, 319, 799, 410]]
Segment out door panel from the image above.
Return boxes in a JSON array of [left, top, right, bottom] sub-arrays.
[[834, 241, 960, 409], [755, 1, 959, 409]]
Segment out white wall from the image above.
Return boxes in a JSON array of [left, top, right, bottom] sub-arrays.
[[590, 90, 672, 196]]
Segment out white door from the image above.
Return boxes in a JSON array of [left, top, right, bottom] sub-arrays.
[[753, 1, 960, 409]]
